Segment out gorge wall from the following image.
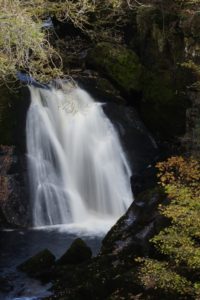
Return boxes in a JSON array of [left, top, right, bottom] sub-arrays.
[[0, 2, 200, 299]]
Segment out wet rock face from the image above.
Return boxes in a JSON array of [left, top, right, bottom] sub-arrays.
[[103, 101, 159, 195], [101, 187, 167, 258], [0, 86, 30, 228], [0, 86, 30, 148], [76, 72, 125, 105], [0, 145, 29, 227], [103, 103, 158, 174]]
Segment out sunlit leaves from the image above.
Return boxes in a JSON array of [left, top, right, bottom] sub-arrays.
[[156, 156, 200, 189], [137, 258, 193, 295], [138, 156, 200, 298], [153, 228, 200, 270], [0, 0, 62, 85], [0, 0, 128, 85]]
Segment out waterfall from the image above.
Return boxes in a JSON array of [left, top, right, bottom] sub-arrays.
[[26, 83, 133, 228]]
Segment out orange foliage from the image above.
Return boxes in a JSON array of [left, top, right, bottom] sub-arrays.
[[156, 156, 200, 189]]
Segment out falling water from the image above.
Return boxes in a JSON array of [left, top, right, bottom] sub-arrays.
[[26, 83, 133, 227]]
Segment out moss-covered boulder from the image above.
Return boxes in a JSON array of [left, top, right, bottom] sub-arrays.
[[57, 238, 92, 265], [87, 42, 143, 95], [18, 249, 55, 278]]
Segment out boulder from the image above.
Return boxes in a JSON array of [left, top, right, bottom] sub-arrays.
[[87, 42, 143, 96], [57, 238, 92, 265], [101, 187, 168, 257], [18, 249, 55, 278]]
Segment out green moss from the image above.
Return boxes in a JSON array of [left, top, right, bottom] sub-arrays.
[[87, 42, 143, 94]]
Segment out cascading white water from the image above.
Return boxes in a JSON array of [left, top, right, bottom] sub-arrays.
[[26, 83, 133, 228]]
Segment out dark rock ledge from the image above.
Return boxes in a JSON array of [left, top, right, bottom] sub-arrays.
[[18, 187, 167, 300]]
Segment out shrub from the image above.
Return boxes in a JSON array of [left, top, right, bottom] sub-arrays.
[[0, 0, 63, 85], [137, 156, 200, 299]]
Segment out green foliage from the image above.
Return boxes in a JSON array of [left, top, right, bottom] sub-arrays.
[[25, 0, 96, 30], [137, 156, 200, 298], [0, 0, 63, 84], [0, 0, 134, 85], [0, 1, 57, 84], [137, 258, 193, 295], [156, 156, 200, 189]]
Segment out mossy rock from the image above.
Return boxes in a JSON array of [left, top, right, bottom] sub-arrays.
[[87, 42, 143, 95], [57, 238, 92, 265], [18, 249, 55, 276]]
